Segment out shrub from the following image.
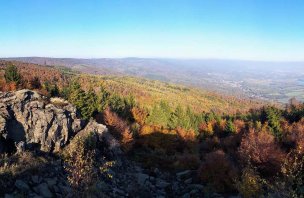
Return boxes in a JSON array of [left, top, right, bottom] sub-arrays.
[[198, 150, 238, 193], [63, 133, 114, 191], [271, 151, 304, 198], [238, 128, 286, 176], [28, 76, 41, 89], [235, 166, 264, 198], [220, 134, 242, 157], [103, 108, 133, 150], [284, 119, 304, 154], [63, 136, 96, 190]]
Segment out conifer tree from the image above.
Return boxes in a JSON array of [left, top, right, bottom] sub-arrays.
[[81, 88, 98, 119], [225, 119, 236, 134], [147, 101, 171, 126], [4, 64, 21, 85], [69, 81, 87, 118], [97, 86, 111, 112], [50, 84, 59, 97]]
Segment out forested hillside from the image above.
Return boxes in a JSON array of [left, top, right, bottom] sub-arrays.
[[1, 60, 303, 197], [6, 57, 304, 102], [0, 60, 264, 114]]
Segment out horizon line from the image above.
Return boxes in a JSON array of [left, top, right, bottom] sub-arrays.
[[1, 56, 304, 63]]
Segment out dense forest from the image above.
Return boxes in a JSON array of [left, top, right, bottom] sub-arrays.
[[1, 61, 304, 197]]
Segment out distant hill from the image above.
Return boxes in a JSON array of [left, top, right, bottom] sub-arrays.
[[3, 57, 304, 102]]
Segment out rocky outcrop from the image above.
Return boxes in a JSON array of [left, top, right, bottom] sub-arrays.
[[0, 90, 209, 198], [0, 89, 88, 152]]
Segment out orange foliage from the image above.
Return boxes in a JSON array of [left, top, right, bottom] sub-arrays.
[[131, 107, 148, 125], [103, 108, 133, 150], [233, 119, 246, 134], [139, 124, 156, 135], [0, 60, 69, 90], [176, 127, 196, 142], [2, 82, 17, 91], [199, 120, 216, 136]]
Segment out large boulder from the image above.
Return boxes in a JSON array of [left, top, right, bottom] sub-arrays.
[[0, 89, 88, 152], [76, 120, 123, 157]]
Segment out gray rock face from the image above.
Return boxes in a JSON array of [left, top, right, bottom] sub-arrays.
[[33, 183, 52, 198], [15, 180, 30, 192], [0, 90, 88, 152]]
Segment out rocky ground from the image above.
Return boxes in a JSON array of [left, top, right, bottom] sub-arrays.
[[3, 156, 206, 198], [0, 90, 224, 198]]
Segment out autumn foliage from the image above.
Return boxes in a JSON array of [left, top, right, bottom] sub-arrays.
[[103, 107, 133, 150], [1, 60, 304, 196], [198, 150, 238, 193], [238, 128, 286, 176]]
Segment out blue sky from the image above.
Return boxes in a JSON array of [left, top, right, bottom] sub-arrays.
[[0, 0, 303, 61]]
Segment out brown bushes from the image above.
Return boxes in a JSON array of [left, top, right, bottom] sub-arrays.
[[63, 133, 114, 193], [283, 119, 304, 154], [198, 149, 239, 193], [63, 136, 96, 190], [238, 128, 286, 176]]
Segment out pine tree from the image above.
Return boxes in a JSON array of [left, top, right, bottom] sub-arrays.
[[50, 84, 59, 97], [147, 101, 171, 127], [225, 119, 236, 134], [168, 105, 183, 129], [81, 88, 98, 119], [264, 107, 282, 139], [69, 81, 87, 119], [4, 64, 21, 85], [97, 86, 111, 112]]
